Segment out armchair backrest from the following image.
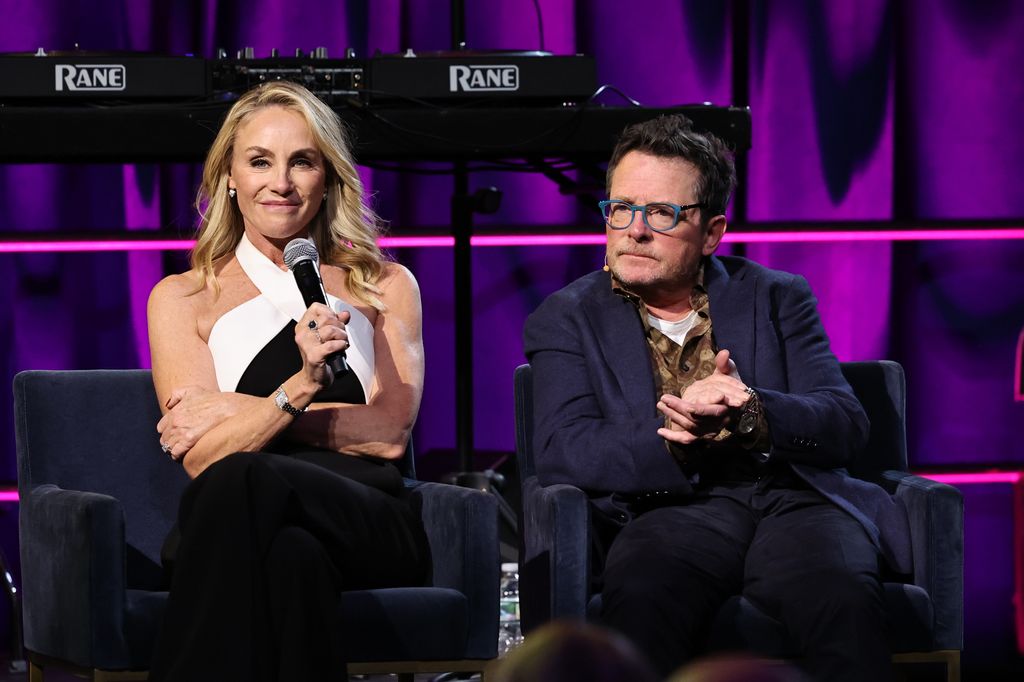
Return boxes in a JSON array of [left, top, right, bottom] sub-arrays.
[[838, 361, 909, 483], [514, 361, 909, 485], [398, 437, 416, 479], [14, 369, 191, 588], [513, 364, 537, 482]]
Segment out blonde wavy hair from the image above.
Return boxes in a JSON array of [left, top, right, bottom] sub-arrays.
[[191, 81, 386, 310]]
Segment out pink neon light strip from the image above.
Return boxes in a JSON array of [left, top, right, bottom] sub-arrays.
[[385, 236, 455, 248], [0, 240, 195, 253], [2, 228, 1024, 253], [919, 472, 1023, 485], [471, 234, 605, 247], [0, 237, 459, 252], [473, 229, 1024, 246], [725, 229, 1024, 243]]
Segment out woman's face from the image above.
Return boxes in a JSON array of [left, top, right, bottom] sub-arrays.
[[227, 105, 327, 245]]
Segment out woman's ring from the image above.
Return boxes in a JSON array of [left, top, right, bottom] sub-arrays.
[[160, 442, 171, 454], [308, 320, 317, 329]]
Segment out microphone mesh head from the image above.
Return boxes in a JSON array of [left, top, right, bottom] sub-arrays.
[[283, 238, 320, 271]]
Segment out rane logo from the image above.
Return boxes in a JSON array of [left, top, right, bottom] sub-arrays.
[[54, 64, 126, 92], [449, 64, 519, 92]]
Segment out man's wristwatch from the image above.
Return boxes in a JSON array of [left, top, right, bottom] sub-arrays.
[[273, 386, 306, 418], [736, 386, 761, 435]]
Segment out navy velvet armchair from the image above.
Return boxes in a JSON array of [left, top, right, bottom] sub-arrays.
[[514, 361, 963, 682], [14, 369, 498, 681]]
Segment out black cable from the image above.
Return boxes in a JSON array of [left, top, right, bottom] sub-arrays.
[[588, 84, 643, 107], [530, 0, 545, 51]]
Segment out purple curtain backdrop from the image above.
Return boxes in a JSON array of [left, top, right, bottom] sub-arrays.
[[2, 0, 1022, 472], [745, 0, 894, 362], [893, 0, 1024, 467]]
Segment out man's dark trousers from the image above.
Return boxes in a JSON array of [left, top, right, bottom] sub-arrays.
[[596, 472, 892, 682]]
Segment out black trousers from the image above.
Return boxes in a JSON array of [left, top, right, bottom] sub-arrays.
[[149, 452, 430, 682], [595, 474, 891, 682]]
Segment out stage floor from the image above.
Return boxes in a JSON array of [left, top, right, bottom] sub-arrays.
[[0, 656, 479, 682]]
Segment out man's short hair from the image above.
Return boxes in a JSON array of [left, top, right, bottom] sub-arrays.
[[606, 115, 737, 226]]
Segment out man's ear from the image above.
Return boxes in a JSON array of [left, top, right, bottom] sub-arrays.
[[702, 215, 727, 256]]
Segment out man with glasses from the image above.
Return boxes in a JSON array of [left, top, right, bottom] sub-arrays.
[[523, 115, 908, 681]]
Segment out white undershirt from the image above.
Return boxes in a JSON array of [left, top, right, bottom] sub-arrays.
[[649, 308, 768, 461], [647, 310, 699, 346]]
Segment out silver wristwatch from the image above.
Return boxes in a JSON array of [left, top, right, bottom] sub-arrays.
[[273, 386, 305, 417], [736, 386, 761, 435]]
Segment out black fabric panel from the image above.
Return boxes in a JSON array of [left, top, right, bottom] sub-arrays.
[[236, 322, 366, 405]]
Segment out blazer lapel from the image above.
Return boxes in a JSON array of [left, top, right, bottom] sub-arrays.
[[705, 256, 758, 385], [581, 284, 657, 419]]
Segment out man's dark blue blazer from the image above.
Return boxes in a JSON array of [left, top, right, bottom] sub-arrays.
[[523, 254, 911, 574]]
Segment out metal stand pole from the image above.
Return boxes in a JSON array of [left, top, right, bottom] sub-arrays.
[[452, 164, 475, 473], [443, 0, 519, 551]]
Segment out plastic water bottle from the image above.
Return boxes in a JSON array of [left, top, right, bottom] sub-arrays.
[[498, 562, 524, 655]]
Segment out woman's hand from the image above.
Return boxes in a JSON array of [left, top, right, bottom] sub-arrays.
[[283, 263, 425, 460], [295, 302, 351, 389], [157, 386, 257, 460]]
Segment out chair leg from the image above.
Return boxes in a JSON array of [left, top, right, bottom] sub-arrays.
[[26, 651, 149, 682], [93, 670, 149, 681], [891, 650, 960, 682], [945, 650, 960, 682]]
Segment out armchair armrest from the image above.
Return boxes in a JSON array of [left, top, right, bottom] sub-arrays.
[[882, 471, 964, 650], [520, 475, 591, 631], [19, 484, 131, 669], [408, 480, 498, 659]]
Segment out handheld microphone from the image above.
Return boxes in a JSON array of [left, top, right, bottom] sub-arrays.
[[283, 237, 349, 378]]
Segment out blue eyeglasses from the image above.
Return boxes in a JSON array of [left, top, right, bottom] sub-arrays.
[[598, 200, 705, 232]]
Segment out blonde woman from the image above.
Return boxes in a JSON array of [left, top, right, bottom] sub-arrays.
[[147, 81, 429, 681]]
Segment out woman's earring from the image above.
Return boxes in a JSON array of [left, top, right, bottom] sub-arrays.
[[323, 190, 328, 201], [603, 255, 610, 272], [228, 188, 236, 199]]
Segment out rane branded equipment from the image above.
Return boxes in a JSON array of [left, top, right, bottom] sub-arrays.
[[0, 49, 209, 100], [0, 48, 597, 106], [365, 51, 597, 105]]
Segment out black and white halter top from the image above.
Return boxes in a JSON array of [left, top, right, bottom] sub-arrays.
[[208, 234, 375, 405]]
